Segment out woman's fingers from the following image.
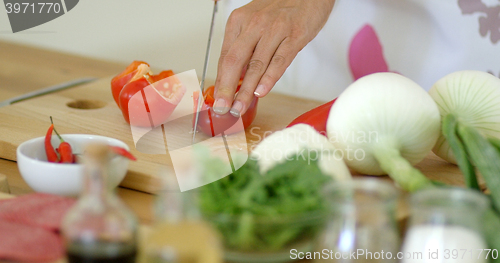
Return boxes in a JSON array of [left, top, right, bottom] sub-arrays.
[[230, 29, 289, 117], [255, 37, 299, 98], [213, 10, 261, 114], [213, 35, 258, 114], [214, 0, 336, 115], [214, 9, 243, 95]]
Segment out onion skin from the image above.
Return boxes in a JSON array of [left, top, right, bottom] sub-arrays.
[[327, 72, 440, 178], [429, 71, 500, 164]]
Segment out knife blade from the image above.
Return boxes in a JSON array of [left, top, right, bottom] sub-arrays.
[[193, 0, 218, 143], [0, 77, 96, 108]]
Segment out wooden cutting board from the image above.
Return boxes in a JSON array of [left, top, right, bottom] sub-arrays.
[[0, 76, 472, 194], [0, 77, 324, 193]]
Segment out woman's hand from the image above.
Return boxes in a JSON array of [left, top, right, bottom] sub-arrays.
[[213, 0, 336, 117]]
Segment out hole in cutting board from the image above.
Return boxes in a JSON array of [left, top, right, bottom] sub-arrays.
[[66, 100, 106, 110]]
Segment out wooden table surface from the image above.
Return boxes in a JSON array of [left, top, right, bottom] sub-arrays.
[[0, 40, 471, 263], [0, 40, 156, 223], [0, 41, 125, 101]]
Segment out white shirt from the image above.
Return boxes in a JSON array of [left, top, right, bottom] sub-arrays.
[[222, 0, 500, 101]]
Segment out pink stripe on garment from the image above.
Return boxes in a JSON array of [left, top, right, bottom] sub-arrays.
[[349, 24, 390, 81]]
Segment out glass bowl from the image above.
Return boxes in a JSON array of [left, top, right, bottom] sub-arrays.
[[203, 211, 329, 263]]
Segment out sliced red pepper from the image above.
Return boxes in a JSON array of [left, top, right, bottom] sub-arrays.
[[193, 80, 258, 137], [111, 61, 185, 127], [151, 70, 175, 83], [111, 61, 149, 105], [287, 98, 337, 135], [118, 76, 151, 125], [115, 63, 185, 127], [45, 124, 59, 163], [202, 86, 215, 106]]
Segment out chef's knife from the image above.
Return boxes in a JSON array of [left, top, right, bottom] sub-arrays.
[[193, 0, 218, 143], [0, 77, 96, 108]]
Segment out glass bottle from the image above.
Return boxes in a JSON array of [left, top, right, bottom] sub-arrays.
[[61, 144, 138, 263], [142, 169, 223, 263], [315, 178, 400, 263], [401, 187, 490, 263]]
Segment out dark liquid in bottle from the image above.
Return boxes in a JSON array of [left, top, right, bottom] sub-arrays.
[[66, 241, 137, 263], [67, 250, 136, 263]]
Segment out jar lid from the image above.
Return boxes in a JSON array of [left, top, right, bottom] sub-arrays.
[[323, 178, 399, 210], [410, 187, 490, 213]]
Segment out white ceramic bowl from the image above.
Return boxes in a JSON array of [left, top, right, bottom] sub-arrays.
[[17, 134, 130, 196]]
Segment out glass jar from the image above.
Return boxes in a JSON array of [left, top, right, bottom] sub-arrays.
[[315, 178, 400, 263], [61, 144, 138, 263], [142, 169, 223, 263], [401, 187, 490, 263]]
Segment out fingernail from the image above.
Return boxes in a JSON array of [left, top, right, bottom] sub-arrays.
[[254, 84, 266, 97], [213, 98, 229, 114], [230, 101, 243, 117]]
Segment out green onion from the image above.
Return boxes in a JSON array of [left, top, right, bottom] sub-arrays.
[[483, 209, 500, 263], [442, 114, 479, 190], [457, 124, 500, 211]]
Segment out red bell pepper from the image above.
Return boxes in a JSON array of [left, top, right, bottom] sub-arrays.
[[193, 80, 258, 137], [287, 98, 336, 135], [112, 62, 185, 127], [111, 61, 149, 105]]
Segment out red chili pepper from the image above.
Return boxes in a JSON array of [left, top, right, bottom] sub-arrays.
[[58, 142, 73, 163], [50, 117, 75, 164], [109, 146, 137, 161], [112, 62, 185, 127], [287, 98, 337, 135], [45, 124, 59, 163]]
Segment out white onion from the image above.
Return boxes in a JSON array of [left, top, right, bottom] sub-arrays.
[[429, 70, 500, 164], [327, 72, 440, 191]]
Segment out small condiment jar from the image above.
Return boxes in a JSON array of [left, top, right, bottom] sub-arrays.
[[141, 170, 223, 263], [401, 187, 490, 263], [315, 178, 400, 262], [61, 144, 138, 263]]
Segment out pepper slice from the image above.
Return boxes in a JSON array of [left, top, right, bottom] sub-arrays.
[[118, 66, 185, 127], [111, 61, 149, 105], [193, 80, 258, 137]]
